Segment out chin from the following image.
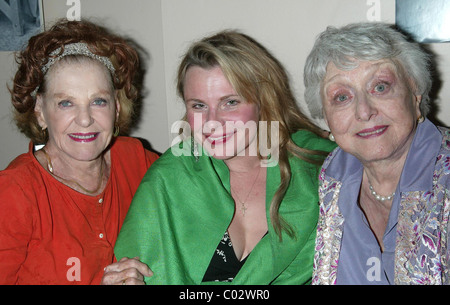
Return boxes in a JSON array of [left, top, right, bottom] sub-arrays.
[[355, 150, 396, 164], [205, 149, 234, 160]]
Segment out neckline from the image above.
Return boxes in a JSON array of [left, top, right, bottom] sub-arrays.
[[30, 142, 113, 198]]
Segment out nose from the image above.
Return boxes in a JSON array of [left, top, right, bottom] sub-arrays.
[[355, 94, 377, 121], [203, 108, 224, 134], [75, 105, 94, 127]]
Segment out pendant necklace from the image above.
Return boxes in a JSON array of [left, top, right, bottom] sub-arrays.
[[41, 148, 104, 195], [231, 166, 262, 216]]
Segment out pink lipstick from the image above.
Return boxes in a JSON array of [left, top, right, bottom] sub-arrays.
[[356, 126, 388, 138], [204, 132, 235, 145], [68, 133, 99, 143]]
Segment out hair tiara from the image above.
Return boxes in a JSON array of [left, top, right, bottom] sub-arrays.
[[42, 42, 115, 74], [32, 42, 116, 97]]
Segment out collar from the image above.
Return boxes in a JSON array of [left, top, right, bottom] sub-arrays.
[[399, 119, 442, 192], [323, 119, 443, 222]]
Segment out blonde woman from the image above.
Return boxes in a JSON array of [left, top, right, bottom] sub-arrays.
[[114, 30, 335, 284]]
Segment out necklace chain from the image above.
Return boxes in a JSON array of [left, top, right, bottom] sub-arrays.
[[231, 166, 262, 216], [41, 148, 104, 195], [368, 183, 395, 202]]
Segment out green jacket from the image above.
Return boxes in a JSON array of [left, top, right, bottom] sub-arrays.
[[114, 130, 335, 284]]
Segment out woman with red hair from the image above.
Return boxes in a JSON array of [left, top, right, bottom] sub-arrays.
[[0, 19, 157, 284]]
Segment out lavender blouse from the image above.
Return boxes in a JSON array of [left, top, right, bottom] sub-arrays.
[[313, 119, 450, 285]]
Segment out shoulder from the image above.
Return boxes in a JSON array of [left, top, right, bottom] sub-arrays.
[[141, 139, 219, 187], [320, 146, 341, 172], [0, 154, 38, 239], [111, 136, 147, 153], [291, 130, 337, 153], [288, 130, 337, 172], [1, 150, 40, 182], [138, 141, 190, 185], [284, 131, 337, 198], [151, 140, 195, 170], [111, 136, 159, 167], [0, 151, 43, 205]]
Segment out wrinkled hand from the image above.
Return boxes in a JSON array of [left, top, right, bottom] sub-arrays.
[[101, 257, 153, 285]]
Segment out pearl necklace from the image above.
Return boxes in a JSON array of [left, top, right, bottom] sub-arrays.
[[368, 183, 395, 202]]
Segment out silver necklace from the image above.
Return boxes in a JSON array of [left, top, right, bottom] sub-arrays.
[[368, 183, 395, 202], [231, 166, 262, 216]]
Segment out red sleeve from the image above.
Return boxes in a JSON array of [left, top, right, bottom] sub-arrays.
[[0, 175, 35, 284]]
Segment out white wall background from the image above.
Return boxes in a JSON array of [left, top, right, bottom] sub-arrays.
[[1, 0, 449, 169]]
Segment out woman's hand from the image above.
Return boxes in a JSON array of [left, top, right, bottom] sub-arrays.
[[101, 256, 153, 285]]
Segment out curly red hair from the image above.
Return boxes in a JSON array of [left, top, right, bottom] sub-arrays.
[[10, 19, 140, 144]]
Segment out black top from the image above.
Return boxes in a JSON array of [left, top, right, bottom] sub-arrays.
[[202, 231, 247, 282]]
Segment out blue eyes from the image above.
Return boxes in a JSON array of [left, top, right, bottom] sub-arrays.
[[336, 95, 348, 102], [190, 99, 240, 110], [58, 100, 72, 107], [332, 82, 389, 103], [374, 83, 386, 92], [93, 98, 108, 106], [192, 103, 205, 110], [58, 98, 108, 108]]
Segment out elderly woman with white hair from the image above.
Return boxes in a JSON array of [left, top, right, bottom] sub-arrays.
[[303, 22, 450, 285]]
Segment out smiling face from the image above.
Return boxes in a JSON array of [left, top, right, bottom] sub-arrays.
[[183, 65, 260, 160], [35, 59, 119, 163], [321, 59, 421, 165]]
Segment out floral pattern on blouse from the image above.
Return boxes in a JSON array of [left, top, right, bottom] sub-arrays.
[[312, 150, 343, 285], [313, 126, 450, 285]]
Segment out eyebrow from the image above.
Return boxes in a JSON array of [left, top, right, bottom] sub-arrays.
[[185, 94, 241, 103], [324, 61, 397, 85], [220, 94, 241, 101], [51, 90, 113, 100]]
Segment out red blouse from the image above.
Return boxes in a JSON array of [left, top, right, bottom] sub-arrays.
[[0, 137, 158, 284]]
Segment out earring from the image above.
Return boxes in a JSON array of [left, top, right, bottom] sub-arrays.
[[41, 127, 49, 141], [417, 115, 425, 124], [328, 132, 335, 142], [113, 125, 120, 137]]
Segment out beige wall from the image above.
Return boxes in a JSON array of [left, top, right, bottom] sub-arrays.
[[1, 0, 449, 169]]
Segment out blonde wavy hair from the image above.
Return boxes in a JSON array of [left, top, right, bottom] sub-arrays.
[[177, 30, 328, 239]]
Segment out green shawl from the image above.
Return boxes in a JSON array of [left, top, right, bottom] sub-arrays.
[[114, 130, 335, 284]]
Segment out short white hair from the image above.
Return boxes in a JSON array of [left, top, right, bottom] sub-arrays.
[[304, 22, 433, 119]]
